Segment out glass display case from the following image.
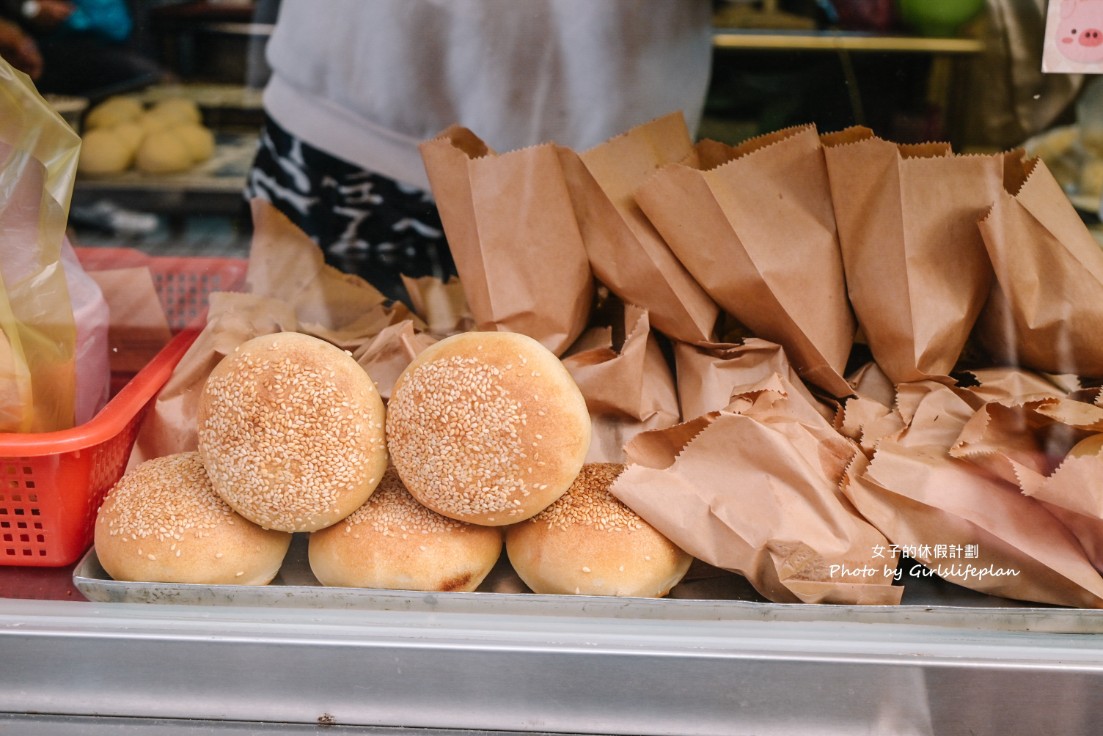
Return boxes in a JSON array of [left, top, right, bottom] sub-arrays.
[[4, 2, 1103, 733]]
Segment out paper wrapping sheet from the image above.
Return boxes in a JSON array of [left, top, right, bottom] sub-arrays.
[[562, 303, 680, 463], [951, 390, 1103, 570], [672, 337, 831, 423], [840, 380, 1103, 608], [612, 374, 901, 605]]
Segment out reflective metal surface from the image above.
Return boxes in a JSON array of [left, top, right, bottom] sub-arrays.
[[3, 593, 1103, 735]]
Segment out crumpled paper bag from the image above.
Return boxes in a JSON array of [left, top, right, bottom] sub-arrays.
[[562, 301, 680, 463], [672, 336, 831, 423], [950, 390, 1103, 570], [841, 380, 1103, 607], [612, 373, 901, 605]]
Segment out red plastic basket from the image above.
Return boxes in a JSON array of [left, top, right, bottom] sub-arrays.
[[0, 248, 247, 567], [72, 247, 250, 332]]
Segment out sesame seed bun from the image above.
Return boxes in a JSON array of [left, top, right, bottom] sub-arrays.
[[197, 332, 389, 532], [505, 463, 692, 597], [94, 452, 292, 585], [386, 330, 591, 526], [308, 467, 503, 591]]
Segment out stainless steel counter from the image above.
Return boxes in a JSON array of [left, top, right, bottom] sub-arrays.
[[3, 594, 1102, 735]]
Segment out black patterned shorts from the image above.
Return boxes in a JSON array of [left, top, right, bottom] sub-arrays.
[[244, 114, 456, 304]]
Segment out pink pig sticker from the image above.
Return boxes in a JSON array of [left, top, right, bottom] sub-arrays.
[[1057, 0, 1103, 62], [1045, 0, 1103, 72]]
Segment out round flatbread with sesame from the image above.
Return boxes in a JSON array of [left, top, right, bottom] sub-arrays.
[[197, 332, 389, 532], [308, 466, 503, 591], [386, 330, 591, 526], [505, 463, 692, 597], [94, 452, 292, 584]]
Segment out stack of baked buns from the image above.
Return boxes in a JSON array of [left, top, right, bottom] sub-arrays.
[[95, 329, 692, 598]]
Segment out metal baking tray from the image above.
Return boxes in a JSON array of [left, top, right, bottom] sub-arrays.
[[73, 534, 1103, 634]]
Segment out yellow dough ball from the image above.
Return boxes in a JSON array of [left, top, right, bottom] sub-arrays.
[[78, 127, 133, 175], [149, 97, 202, 126], [135, 129, 194, 174], [111, 120, 146, 157], [137, 111, 175, 137], [84, 96, 143, 129], [174, 123, 215, 163]]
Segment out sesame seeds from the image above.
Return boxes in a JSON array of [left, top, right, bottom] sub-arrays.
[[343, 468, 466, 536], [98, 452, 237, 546], [530, 464, 644, 533], [197, 334, 387, 532], [385, 331, 591, 524], [387, 354, 531, 519]]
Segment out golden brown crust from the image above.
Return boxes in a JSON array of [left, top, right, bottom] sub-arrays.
[[94, 452, 292, 585], [197, 332, 388, 532], [505, 463, 692, 597], [308, 467, 503, 591], [386, 330, 591, 526]]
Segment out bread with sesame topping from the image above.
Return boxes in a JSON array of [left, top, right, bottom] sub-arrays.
[[386, 330, 591, 526], [505, 463, 692, 597], [197, 331, 389, 533], [308, 467, 503, 591], [94, 452, 292, 584]]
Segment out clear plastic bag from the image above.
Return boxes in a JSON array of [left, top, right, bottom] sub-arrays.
[[0, 56, 99, 432]]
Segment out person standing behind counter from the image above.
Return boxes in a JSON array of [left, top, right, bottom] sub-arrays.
[[245, 0, 715, 304]]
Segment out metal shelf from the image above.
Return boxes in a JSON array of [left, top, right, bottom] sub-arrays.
[[713, 29, 985, 54]]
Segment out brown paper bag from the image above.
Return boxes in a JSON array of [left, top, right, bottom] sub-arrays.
[[835, 362, 902, 455], [950, 389, 1103, 574], [419, 126, 593, 355], [952, 394, 1103, 519], [246, 199, 390, 330], [672, 336, 829, 423], [563, 112, 718, 344], [821, 127, 1008, 385], [401, 274, 472, 337], [562, 303, 680, 463], [352, 320, 438, 401], [975, 156, 1103, 376], [612, 374, 901, 605], [637, 125, 853, 397], [838, 378, 1103, 607], [844, 446, 1103, 608]]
